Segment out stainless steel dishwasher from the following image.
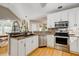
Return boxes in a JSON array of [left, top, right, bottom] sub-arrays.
[[38, 33, 47, 47]]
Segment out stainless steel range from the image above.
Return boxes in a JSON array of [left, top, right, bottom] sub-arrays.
[[54, 32, 70, 52], [54, 21, 70, 52]]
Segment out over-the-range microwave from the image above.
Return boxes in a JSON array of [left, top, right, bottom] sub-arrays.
[[55, 21, 69, 28]]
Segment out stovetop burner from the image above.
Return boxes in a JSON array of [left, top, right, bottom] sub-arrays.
[[54, 32, 69, 37]]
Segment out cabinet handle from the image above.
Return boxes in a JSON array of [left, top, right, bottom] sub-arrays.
[[24, 43, 26, 47], [74, 24, 77, 26], [32, 40, 33, 43], [74, 24, 75, 26]]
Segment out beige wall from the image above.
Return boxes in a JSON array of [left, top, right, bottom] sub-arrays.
[[0, 5, 20, 20]]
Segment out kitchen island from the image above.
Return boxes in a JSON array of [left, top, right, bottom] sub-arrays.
[[8, 33, 38, 56]]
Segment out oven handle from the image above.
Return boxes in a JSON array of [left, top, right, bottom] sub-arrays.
[[55, 36, 69, 38]]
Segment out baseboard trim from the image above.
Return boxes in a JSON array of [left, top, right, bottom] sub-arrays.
[[70, 51, 79, 55]]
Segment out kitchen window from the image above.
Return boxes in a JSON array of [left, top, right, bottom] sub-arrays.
[[0, 20, 12, 35]]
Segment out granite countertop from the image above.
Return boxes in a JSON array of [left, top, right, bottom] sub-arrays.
[[69, 34, 79, 37], [0, 35, 8, 37], [34, 31, 55, 35], [9, 31, 55, 40], [10, 34, 37, 40]]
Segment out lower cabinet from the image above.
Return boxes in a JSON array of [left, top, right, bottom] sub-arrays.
[[70, 36, 79, 54], [26, 35, 38, 55], [47, 35, 55, 48], [18, 39, 26, 56], [9, 38, 26, 56], [9, 35, 38, 56]]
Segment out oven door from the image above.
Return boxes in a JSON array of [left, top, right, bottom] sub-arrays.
[[55, 37, 68, 45]]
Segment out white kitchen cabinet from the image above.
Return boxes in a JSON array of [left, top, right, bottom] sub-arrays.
[[47, 10, 69, 28], [47, 13, 60, 28], [9, 38, 26, 56], [10, 35, 38, 56], [26, 37, 31, 55], [68, 7, 79, 28], [60, 10, 68, 21], [47, 35, 55, 48], [32, 36, 38, 51], [47, 7, 79, 28], [32, 36, 38, 50], [77, 37, 79, 53], [26, 35, 38, 55], [47, 14, 55, 28], [68, 9, 77, 27], [10, 38, 18, 56], [76, 8, 79, 27], [18, 39, 26, 56], [70, 37, 78, 53], [52, 12, 60, 22]]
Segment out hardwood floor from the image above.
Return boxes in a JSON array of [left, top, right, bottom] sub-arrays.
[[0, 45, 8, 56], [29, 47, 79, 56], [0, 45, 79, 56]]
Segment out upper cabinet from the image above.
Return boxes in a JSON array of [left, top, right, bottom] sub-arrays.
[[68, 9, 76, 28], [68, 8, 77, 28], [52, 12, 60, 22], [47, 10, 69, 28], [47, 12, 60, 28], [60, 10, 68, 21], [76, 8, 79, 27], [47, 7, 79, 28], [47, 13, 55, 28], [68, 7, 79, 28]]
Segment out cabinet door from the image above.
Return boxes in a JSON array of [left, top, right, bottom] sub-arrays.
[[47, 14, 55, 28], [26, 38, 30, 55], [52, 35, 55, 47], [47, 35, 55, 48], [29, 36, 38, 53], [10, 38, 18, 56], [18, 39, 26, 56], [47, 35, 51, 47], [60, 10, 68, 21], [47, 19, 51, 28], [43, 35, 47, 46], [70, 37, 78, 53], [26, 37, 32, 54], [77, 37, 79, 53], [76, 8, 79, 27], [47, 13, 60, 28], [36, 36, 38, 48], [68, 9, 76, 27], [31, 37, 35, 51], [53, 12, 60, 22], [33, 36, 38, 49]]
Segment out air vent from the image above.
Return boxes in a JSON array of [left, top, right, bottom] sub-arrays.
[[58, 6, 63, 9]]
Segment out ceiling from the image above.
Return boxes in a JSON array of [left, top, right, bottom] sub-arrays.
[[0, 3, 79, 20], [0, 5, 20, 20]]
